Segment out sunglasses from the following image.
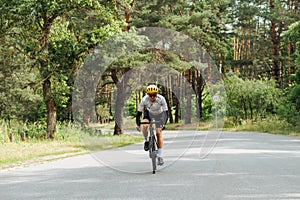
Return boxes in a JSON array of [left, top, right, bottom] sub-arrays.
[[149, 94, 157, 98]]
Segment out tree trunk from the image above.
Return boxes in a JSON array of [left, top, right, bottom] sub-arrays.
[[8, 133, 13, 142], [242, 96, 247, 120], [113, 83, 125, 135], [123, 0, 135, 31], [124, 11, 131, 31], [43, 78, 56, 139], [112, 69, 131, 135], [189, 0, 196, 16], [114, 123, 123, 135], [113, 95, 124, 135], [248, 98, 253, 120], [287, 41, 291, 85], [270, 0, 283, 86], [185, 89, 192, 124], [174, 74, 181, 123], [193, 69, 205, 119], [40, 12, 57, 139], [174, 96, 179, 123], [166, 77, 174, 124], [197, 94, 202, 119], [184, 70, 192, 124]]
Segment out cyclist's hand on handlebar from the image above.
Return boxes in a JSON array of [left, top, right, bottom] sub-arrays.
[[136, 126, 141, 132]]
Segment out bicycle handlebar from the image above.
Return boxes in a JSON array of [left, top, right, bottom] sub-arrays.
[[140, 120, 161, 125], [140, 122, 150, 124], [139, 120, 165, 130]]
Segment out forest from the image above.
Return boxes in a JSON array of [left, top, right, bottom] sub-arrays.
[[0, 0, 300, 140]]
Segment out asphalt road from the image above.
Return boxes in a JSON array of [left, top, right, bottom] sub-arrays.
[[1, 131, 300, 200]]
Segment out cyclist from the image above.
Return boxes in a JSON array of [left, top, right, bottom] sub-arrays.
[[136, 84, 169, 166]]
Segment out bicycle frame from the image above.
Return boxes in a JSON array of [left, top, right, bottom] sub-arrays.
[[140, 119, 159, 174]]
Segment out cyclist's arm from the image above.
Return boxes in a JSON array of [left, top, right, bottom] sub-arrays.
[[164, 110, 169, 125], [136, 111, 142, 126], [136, 97, 146, 126]]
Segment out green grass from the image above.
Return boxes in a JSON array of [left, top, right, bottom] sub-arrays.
[[164, 116, 300, 136], [83, 134, 143, 151], [224, 117, 300, 136], [0, 140, 84, 169], [0, 134, 144, 170], [1, 116, 299, 170], [117, 116, 300, 136], [0, 121, 143, 170]]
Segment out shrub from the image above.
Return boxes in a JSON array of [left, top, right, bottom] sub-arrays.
[[224, 75, 280, 124]]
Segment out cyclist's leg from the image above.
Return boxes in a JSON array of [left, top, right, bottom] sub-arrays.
[[142, 110, 150, 151], [156, 127, 164, 165], [154, 113, 164, 149], [155, 113, 165, 165], [142, 119, 150, 151], [141, 118, 149, 139], [142, 110, 151, 139], [155, 127, 163, 149]]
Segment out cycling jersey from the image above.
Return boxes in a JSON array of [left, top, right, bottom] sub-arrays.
[[138, 94, 168, 115]]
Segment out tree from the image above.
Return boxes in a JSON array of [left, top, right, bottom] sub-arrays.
[[130, 0, 230, 121], [224, 74, 279, 123], [0, 3, 44, 122], [1, 0, 120, 138], [108, 46, 190, 134], [277, 21, 300, 125], [0, 42, 43, 122]]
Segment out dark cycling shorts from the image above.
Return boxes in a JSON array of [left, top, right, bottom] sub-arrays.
[[143, 110, 165, 127]]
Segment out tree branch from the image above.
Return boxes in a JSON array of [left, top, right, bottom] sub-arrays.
[[32, 71, 55, 91]]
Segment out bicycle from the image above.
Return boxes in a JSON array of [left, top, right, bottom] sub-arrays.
[[140, 119, 160, 174]]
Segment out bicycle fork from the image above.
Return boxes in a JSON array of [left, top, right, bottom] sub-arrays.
[[149, 136, 158, 158]]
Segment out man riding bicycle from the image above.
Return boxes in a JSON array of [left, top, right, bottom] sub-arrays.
[[136, 84, 169, 166]]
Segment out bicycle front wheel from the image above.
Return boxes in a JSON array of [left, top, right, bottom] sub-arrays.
[[149, 136, 157, 174], [151, 151, 157, 173]]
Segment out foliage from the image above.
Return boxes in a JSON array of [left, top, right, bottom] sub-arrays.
[[224, 74, 280, 124], [96, 104, 111, 124], [1, 0, 300, 138], [276, 89, 300, 126], [201, 93, 213, 120], [0, 0, 122, 136], [277, 21, 300, 125], [224, 116, 300, 136], [0, 60, 44, 121], [283, 69, 300, 124], [0, 119, 45, 143], [124, 93, 137, 117], [132, 0, 231, 65]]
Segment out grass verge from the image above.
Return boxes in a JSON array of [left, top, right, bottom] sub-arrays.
[[223, 117, 300, 136], [0, 120, 143, 170], [1, 117, 299, 170], [0, 134, 143, 170], [0, 141, 84, 170]]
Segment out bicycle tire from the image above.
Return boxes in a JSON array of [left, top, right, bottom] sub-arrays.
[[149, 136, 157, 173]]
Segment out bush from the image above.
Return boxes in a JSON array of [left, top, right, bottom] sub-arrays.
[[0, 120, 89, 143], [0, 120, 46, 142], [224, 74, 280, 124], [225, 116, 300, 135], [276, 81, 300, 126]]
